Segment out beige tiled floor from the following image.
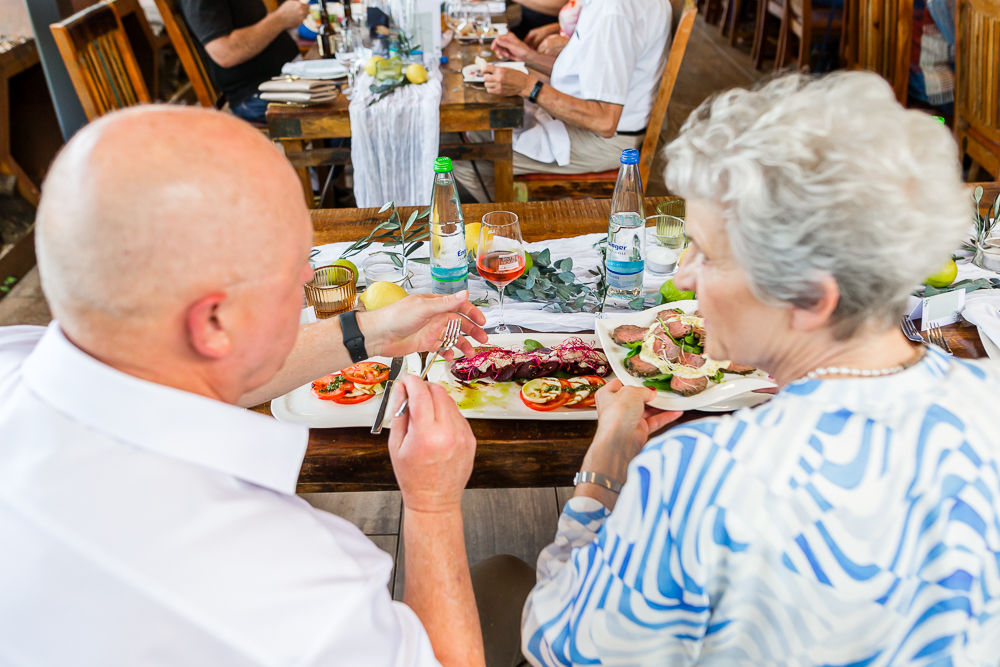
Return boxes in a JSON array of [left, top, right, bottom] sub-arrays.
[[0, 13, 763, 585]]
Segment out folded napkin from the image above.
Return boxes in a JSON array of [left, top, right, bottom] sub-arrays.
[[962, 289, 1000, 357], [463, 60, 528, 82], [513, 102, 572, 166], [260, 90, 340, 103], [281, 60, 349, 80], [259, 77, 340, 93]]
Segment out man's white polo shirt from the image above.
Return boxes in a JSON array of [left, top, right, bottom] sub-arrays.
[[0, 324, 439, 666]]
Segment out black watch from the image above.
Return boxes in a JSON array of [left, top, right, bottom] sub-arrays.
[[528, 80, 544, 104], [339, 310, 368, 363]]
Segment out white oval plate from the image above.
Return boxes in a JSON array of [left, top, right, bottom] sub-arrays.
[[977, 325, 1000, 360], [427, 333, 601, 420], [595, 300, 777, 411], [270, 353, 421, 429]]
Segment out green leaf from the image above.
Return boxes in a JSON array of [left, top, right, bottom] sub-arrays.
[[629, 296, 646, 310], [379, 201, 394, 213], [559, 258, 573, 271], [536, 249, 551, 267], [383, 239, 402, 247], [404, 210, 419, 231], [515, 288, 535, 301], [418, 206, 432, 219], [388, 253, 403, 267], [621, 340, 643, 360], [559, 271, 575, 283], [404, 241, 424, 256], [652, 292, 665, 305], [523, 339, 545, 352], [409, 257, 431, 265], [711, 369, 725, 383], [525, 275, 535, 289], [974, 186, 984, 206], [642, 376, 675, 392], [528, 266, 540, 278], [573, 294, 586, 309], [408, 231, 430, 243]]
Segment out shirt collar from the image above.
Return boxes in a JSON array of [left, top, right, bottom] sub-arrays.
[[21, 323, 309, 495]]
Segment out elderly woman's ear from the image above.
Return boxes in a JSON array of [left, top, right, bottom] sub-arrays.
[[789, 275, 840, 333]]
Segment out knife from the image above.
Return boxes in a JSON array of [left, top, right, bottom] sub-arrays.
[[371, 356, 404, 434]]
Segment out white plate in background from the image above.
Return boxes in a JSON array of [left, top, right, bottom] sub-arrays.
[[595, 301, 777, 412], [426, 333, 602, 420]]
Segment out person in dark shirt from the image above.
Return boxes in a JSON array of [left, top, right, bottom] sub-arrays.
[[178, 0, 307, 123]]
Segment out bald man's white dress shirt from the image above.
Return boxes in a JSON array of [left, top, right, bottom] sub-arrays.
[[0, 324, 440, 667]]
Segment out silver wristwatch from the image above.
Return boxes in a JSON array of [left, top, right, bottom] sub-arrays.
[[573, 471, 623, 494]]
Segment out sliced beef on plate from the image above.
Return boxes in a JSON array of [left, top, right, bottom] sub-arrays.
[[652, 333, 681, 362], [723, 363, 756, 375], [693, 310, 704, 317], [671, 375, 709, 396], [611, 325, 649, 346], [663, 319, 692, 339], [680, 351, 706, 368], [626, 355, 662, 377]]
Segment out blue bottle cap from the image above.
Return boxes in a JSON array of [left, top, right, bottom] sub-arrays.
[[620, 149, 640, 165]]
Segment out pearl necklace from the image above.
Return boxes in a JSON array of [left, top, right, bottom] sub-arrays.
[[805, 346, 926, 380]]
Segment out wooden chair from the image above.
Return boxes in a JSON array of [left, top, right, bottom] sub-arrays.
[[774, 0, 843, 70], [843, 0, 912, 103], [50, 3, 151, 121], [107, 0, 167, 99], [721, 0, 757, 45], [955, 0, 999, 181], [512, 0, 698, 201], [752, 0, 786, 68], [153, 0, 222, 107]]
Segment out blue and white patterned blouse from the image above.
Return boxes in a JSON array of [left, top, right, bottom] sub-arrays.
[[522, 348, 1000, 666]]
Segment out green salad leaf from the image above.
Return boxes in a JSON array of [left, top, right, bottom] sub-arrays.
[[523, 339, 545, 352], [642, 375, 674, 392]]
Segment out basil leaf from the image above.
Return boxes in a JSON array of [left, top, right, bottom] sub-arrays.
[[523, 339, 545, 352], [622, 340, 643, 360], [711, 369, 725, 383], [642, 375, 675, 392]]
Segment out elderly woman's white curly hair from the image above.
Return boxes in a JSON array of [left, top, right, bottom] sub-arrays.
[[664, 71, 970, 338]]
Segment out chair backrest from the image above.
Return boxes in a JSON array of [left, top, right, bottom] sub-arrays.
[[261, 0, 279, 11], [955, 0, 1000, 145], [50, 2, 151, 121], [153, 0, 222, 107], [107, 0, 160, 97], [846, 0, 912, 103], [639, 0, 697, 187]]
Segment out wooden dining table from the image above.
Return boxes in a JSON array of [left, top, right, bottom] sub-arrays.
[[266, 37, 525, 206], [254, 191, 997, 493]]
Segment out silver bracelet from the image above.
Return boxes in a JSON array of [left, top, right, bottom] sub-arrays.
[[574, 471, 623, 494]]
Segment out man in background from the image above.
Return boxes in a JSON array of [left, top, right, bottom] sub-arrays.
[[178, 0, 307, 122]]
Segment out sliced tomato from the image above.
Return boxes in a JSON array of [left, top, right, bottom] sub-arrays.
[[312, 373, 352, 401], [520, 377, 571, 412], [330, 392, 375, 404], [343, 362, 390, 385], [565, 375, 606, 408]]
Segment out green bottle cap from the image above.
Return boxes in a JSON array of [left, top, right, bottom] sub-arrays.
[[433, 157, 453, 173]]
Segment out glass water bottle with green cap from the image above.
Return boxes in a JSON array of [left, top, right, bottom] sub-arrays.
[[429, 157, 469, 295]]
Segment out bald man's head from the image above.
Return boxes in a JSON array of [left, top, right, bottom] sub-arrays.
[[37, 106, 311, 323], [35, 107, 314, 400]]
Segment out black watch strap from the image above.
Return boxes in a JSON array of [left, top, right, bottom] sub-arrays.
[[528, 80, 543, 104], [339, 310, 368, 363]]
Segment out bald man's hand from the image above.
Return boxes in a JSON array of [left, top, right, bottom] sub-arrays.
[[361, 291, 488, 361]]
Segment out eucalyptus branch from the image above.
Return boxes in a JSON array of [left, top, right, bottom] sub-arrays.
[[338, 202, 432, 269]]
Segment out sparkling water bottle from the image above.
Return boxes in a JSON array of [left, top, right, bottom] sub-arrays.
[[429, 157, 469, 294], [605, 148, 646, 300]]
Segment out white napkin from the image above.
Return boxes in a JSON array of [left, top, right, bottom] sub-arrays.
[[260, 91, 340, 103], [259, 78, 340, 93], [512, 102, 571, 166], [463, 60, 528, 82], [962, 289, 1000, 355], [281, 60, 349, 80]]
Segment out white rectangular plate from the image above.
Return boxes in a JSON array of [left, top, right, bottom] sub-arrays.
[[595, 300, 777, 412], [427, 333, 602, 420], [270, 354, 422, 429]]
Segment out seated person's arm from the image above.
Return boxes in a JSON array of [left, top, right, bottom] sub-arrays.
[[491, 33, 557, 76], [204, 0, 307, 68], [483, 64, 623, 138], [237, 291, 487, 407], [524, 23, 561, 49]]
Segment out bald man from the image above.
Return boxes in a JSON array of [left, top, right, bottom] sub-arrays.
[[0, 106, 536, 667]]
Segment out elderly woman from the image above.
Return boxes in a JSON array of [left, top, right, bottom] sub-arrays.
[[521, 72, 1000, 666]]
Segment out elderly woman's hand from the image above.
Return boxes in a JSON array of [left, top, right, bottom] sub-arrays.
[[482, 64, 532, 98], [576, 379, 682, 509]]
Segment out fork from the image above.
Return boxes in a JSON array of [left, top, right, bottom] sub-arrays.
[[393, 318, 464, 418], [900, 316, 924, 344], [927, 322, 953, 355]]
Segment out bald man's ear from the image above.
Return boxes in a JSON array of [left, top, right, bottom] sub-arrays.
[[186, 293, 232, 359]]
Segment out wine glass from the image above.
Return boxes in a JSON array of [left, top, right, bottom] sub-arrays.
[[477, 211, 526, 334], [468, 3, 492, 58], [336, 27, 362, 96]]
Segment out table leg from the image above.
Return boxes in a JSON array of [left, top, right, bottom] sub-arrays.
[[494, 130, 514, 203], [283, 139, 314, 209]]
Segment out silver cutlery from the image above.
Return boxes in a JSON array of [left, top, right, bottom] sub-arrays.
[[900, 316, 924, 343], [927, 322, 953, 355], [394, 318, 463, 418], [370, 356, 404, 435]]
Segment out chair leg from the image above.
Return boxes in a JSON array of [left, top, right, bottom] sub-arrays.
[[720, 0, 732, 35], [774, 14, 789, 68], [968, 159, 983, 183], [728, 0, 745, 45], [798, 25, 811, 70], [751, 0, 769, 68]]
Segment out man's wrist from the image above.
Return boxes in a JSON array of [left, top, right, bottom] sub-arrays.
[[521, 76, 539, 99], [354, 310, 385, 358]]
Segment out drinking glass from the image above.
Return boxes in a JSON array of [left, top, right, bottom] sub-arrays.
[[477, 211, 525, 334], [336, 27, 362, 96], [645, 214, 686, 276], [444, 0, 468, 70], [304, 265, 358, 317], [468, 3, 492, 58]]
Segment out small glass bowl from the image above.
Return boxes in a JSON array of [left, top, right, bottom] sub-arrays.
[[304, 264, 357, 318], [362, 251, 413, 287]]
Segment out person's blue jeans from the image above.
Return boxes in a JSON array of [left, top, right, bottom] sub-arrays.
[[231, 93, 269, 124]]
